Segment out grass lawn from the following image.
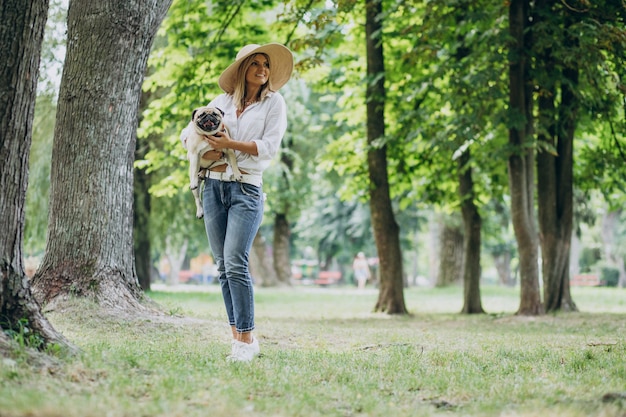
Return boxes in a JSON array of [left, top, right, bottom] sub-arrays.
[[1, 285, 625, 417]]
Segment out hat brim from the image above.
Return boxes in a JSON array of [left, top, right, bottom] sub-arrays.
[[218, 43, 294, 94]]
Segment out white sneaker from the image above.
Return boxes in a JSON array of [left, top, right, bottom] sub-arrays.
[[228, 337, 260, 362]]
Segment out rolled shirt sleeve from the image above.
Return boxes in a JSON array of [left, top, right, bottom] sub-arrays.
[[251, 93, 287, 161]]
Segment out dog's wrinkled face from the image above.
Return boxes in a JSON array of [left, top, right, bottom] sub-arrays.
[[192, 107, 224, 135]]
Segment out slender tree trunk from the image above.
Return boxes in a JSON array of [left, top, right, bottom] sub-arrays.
[[428, 217, 440, 284], [0, 0, 71, 351], [365, 0, 407, 314], [535, 3, 577, 312], [270, 134, 295, 286], [493, 252, 513, 286], [164, 237, 186, 286], [273, 214, 292, 285], [508, 0, 543, 315], [133, 80, 155, 292], [31, 0, 172, 311], [601, 210, 626, 288], [436, 219, 464, 287], [134, 144, 152, 291], [458, 150, 485, 314], [617, 261, 626, 289], [450, 5, 483, 313]]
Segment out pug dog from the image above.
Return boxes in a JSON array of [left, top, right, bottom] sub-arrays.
[[185, 106, 242, 218]]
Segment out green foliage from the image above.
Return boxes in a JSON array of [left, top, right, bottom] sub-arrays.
[[24, 94, 56, 256], [1, 318, 45, 350], [38, 0, 66, 96], [293, 179, 374, 262], [579, 247, 602, 273], [262, 80, 328, 224], [531, 0, 626, 209], [600, 267, 619, 287]]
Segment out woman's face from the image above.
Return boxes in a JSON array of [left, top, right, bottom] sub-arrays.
[[245, 54, 270, 89]]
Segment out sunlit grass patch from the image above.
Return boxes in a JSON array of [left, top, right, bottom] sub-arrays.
[[0, 285, 624, 416]]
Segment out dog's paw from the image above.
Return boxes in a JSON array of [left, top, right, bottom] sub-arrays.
[[196, 210, 204, 219]]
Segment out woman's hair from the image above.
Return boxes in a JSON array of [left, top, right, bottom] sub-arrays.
[[232, 53, 271, 112]]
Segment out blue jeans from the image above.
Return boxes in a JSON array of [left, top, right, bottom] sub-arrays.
[[202, 179, 264, 333]]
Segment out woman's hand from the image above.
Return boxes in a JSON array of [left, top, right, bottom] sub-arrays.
[[202, 128, 259, 157], [205, 130, 231, 151]]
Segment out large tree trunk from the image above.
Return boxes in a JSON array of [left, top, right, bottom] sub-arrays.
[[31, 0, 172, 311], [508, 0, 543, 315], [366, 0, 407, 314], [458, 150, 485, 314], [436, 219, 464, 287], [535, 3, 577, 312], [0, 0, 71, 351]]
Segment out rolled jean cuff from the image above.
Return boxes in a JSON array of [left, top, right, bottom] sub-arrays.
[[235, 325, 255, 333]]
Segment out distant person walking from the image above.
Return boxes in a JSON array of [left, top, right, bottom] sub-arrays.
[[352, 252, 371, 290]]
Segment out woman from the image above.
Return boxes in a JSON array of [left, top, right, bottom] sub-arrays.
[[182, 43, 293, 362], [352, 252, 371, 290]]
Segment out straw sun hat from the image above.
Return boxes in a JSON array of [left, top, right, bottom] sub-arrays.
[[218, 43, 294, 94]]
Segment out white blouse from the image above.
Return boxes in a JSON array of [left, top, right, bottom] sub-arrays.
[[181, 91, 287, 177]]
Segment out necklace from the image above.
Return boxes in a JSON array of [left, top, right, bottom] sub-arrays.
[[244, 98, 256, 107]]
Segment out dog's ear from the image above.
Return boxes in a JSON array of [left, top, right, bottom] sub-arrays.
[[216, 107, 225, 116], [191, 109, 198, 119]]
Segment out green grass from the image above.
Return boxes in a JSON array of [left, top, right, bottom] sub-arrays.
[[1, 285, 625, 417]]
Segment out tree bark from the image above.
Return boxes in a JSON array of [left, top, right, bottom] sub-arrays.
[[251, 232, 279, 286], [273, 213, 292, 285], [31, 0, 172, 311], [0, 0, 71, 351], [436, 219, 464, 287], [270, 132, 296, 286], [366, 0, 407, 314], [428, 218, 440, 285], [508, 0, 543, 315], [458, 150, 485, 314], [535, 2, 577, 312], [493, 252, 514, 286]]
